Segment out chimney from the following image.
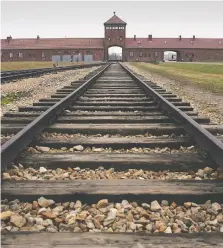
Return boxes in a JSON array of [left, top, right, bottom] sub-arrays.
[[148, 34, 152, 41], [6, 35, 12, 43], [37, 35, 40, 39], [179, 35, 182, 41], [134, 35, 136, 41], [193, 35, 195, 41]]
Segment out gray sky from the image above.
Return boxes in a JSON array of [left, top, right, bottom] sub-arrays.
[[1, 1, 223, 39]]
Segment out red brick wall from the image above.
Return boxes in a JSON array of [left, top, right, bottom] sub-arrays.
[[1, 47, 223, 63], [1, 49, 104, 62], [124, 48, 223, 62], [104, 25, 126, 60]]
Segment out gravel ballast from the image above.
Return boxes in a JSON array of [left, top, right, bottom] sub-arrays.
[[2, 165, 217, 181], [1, 66, 99, 117], [1, 198, 223, 233]]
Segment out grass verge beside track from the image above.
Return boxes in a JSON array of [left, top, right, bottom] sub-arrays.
[[129, 62, 223, 93]]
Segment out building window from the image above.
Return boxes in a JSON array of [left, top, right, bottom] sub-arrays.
[[120, 36, 123, 41], [19, 52, 23, 58], [108, 37, 111, 41], [130, 52, 134, 57], [87, 51, 92, 55], [155, 52, 158, 57], [144, 52, 147, 57], [42, 52, 45, 58], [139, 51, 143, 57], [9, 52, 13, 58]]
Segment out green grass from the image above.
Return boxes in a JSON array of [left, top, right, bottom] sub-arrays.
[[1, 61, 85, 72], [129, 62, 223, 93], [1, 92, 30, 106], [1, 93, 18, 105]]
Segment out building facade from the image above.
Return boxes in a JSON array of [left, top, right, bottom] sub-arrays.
[[1, 13, 223, 62]]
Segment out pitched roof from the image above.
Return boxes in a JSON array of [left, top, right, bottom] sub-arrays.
[[104, 12, 126, 25], [1, 37, 223, 50], [125, 38, 223, 49], [1, 38, 104, 50]]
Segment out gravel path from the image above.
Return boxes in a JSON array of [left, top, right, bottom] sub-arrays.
[[125, 63, 223, 124], [0, 67, 99, 117], [1, 198, 223, 233]]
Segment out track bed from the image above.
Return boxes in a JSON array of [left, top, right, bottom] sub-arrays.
[[1, 63, 223, 247]]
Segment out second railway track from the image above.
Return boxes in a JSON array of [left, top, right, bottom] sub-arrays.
[[1, 62, 223, 247]]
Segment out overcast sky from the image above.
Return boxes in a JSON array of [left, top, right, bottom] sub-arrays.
[[1, 1, 223, 39]]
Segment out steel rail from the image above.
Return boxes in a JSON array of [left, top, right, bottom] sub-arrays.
[[1, 62, 106, 83], [120, 63, 223, 168], [1, 63, 110, 169]]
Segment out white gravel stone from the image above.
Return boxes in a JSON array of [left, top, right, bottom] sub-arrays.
[[38, 197, 55, 208], [36, 146, 50, 152], [73, 145, 84, 151], [212, 203, 221, 212], [39, 167, 47, 173], [165, 227, 172, 233], [151, 200, 162, 211], [103, 208, 117, 226], [146, 223, 153, 231]]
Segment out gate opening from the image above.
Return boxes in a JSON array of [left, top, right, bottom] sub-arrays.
[[163, 51, 178, 62], [108, 46, 122, 61]]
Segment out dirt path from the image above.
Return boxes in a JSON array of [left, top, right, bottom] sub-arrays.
[[126, 63, 223, 124]]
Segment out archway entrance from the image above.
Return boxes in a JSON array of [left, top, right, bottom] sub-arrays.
[[108, 46, 123, 61], [163, 51, 178, 62]]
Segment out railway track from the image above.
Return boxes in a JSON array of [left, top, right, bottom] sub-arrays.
[[1, 62, 223, 247], [1, 62, 105, 84]]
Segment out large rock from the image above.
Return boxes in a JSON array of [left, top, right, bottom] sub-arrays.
[[165, 226, 172, 233], [212, 202, 221, 212], [103, 208, 117, 226], [150, 200, 162, 211], [39, 167, 47, 173], [41, 211, 57, 219], [38, 197, 55, 208], [36, 146, 50, 152], [97, 199, 108, 208], [1, 211, 13, 220], [73, 145, 84, 151], [10, 214, 26, 227], [146, 223, 153, 231], [2, 173, 11, 180]]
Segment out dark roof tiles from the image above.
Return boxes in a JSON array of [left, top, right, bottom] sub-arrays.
[[1, 37, 223, 50], [1, 38, 104, 49], [104, 13, 126, 25], [125, 38, 223, 49]]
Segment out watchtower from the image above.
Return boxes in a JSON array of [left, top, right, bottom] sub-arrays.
[[104, 12, 127, 61]]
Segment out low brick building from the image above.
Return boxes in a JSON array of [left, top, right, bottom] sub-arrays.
[[1, 13, 223, 62]]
